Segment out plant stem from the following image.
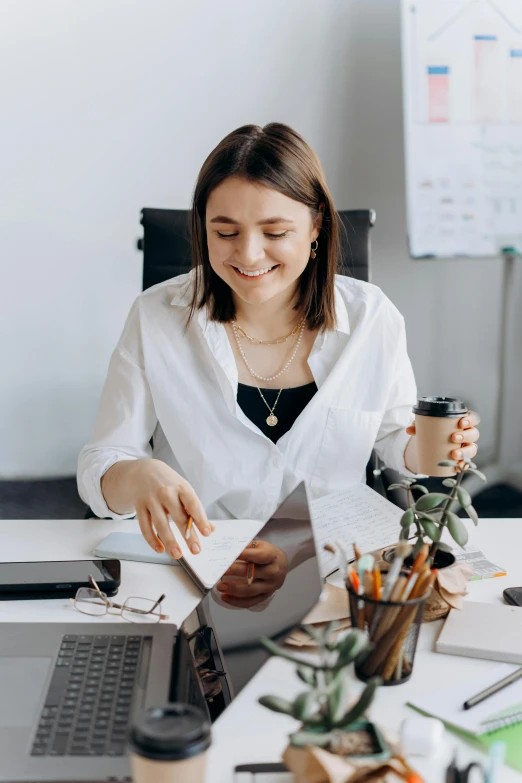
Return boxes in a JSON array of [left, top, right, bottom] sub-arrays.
[[429, 466, 467, 559]]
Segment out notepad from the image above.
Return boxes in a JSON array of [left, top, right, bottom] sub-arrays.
[[310, 484, 403, 577], [94, 518, 263, 592], [408, 666, 522, 772], [436, 601, 522, 665]]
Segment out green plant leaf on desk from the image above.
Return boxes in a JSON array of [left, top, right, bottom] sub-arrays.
[[328, 669, 351, 724], [442, 478, 457, 488], [334, 678, 381, 728], [292, 691, 321, 722], [419, 517, 441, 542], [446, 512, 469, 547], [400, 508, 414, 528], [258, 695, 294, 715], [297, 665, 316, 687], [465, 505, 479, 526], [415, 492, 449, 511], [457, 487, 472, 508]]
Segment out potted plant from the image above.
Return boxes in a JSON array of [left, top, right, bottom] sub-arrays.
[[258, 624, 390, 771], [381, 456, 486, 620], [386, 455, 486, 565]]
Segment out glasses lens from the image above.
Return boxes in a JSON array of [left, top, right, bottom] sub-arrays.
[[75, 588, 108, 616], [122, 597, 162, 623]]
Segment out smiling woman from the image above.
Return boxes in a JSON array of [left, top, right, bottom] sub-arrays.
[[78, 123, 481, 606]]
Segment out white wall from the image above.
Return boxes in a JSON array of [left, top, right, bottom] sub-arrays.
[[0, 0, 512, 478]]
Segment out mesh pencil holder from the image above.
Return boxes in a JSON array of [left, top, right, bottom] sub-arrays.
[[346, 582, 429, 686]]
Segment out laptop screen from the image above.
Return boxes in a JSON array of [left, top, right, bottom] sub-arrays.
[[189, 482, 322, 718]]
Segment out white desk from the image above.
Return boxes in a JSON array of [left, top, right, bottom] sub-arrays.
[[1, 517, 521, 782]]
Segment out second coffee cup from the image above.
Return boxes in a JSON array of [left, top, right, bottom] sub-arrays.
[[413, 396, 468, 477], [129, 703, 211, 783]]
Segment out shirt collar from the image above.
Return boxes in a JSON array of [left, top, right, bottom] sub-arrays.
[[169, 271, 351, 335]]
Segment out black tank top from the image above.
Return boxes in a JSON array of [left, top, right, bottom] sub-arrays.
[[237, 381, 318, 444]]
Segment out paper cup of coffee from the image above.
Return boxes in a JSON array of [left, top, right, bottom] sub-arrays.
[[413, 397, 468, 477], [129, 703, 211, 783]]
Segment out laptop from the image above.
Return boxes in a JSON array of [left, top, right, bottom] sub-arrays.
[[0, 482, 323, 781]]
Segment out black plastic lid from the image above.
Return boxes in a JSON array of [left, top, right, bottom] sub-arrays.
[[129, 704, 211, 761], [412, 396, 467, 418]]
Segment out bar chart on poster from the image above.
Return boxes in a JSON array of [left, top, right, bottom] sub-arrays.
[[401, 0, 522, 258]]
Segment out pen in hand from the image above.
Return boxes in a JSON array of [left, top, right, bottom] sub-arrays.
[[184, 516, 193, 540], [246, 562, 255, 586]]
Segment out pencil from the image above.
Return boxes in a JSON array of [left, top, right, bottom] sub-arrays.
[[373, 566, 382, 601], [246, 562, 255, 586], [184, 516, 193, 540], [353, 543, 362, 561]]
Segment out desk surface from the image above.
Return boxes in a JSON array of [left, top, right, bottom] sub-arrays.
[[1, 516, 521, 782]]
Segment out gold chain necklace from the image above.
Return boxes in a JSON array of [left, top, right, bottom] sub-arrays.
[[232, 321, 305, 426], [232, 318, 304, 345]]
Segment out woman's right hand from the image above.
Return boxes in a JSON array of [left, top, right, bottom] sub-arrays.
[[103, 458, 214, 558]]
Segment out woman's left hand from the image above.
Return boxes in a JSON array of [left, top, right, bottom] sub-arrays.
[[216, 540, 289, 608], [406, 410, 481, 471]]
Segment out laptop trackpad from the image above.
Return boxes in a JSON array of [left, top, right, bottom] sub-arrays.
[[0, 658, 52, 727]]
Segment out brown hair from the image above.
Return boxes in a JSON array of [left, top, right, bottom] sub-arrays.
[[189, 123, 341, 331]]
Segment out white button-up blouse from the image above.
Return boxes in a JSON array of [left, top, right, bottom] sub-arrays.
[[77, 271, 417, 521]]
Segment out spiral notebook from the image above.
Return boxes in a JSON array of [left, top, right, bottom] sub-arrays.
[[408, 665, 522, 772]]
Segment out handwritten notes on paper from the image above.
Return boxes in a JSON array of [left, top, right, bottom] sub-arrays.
[[173, 518, 263, 590], [310, 484, 402, 577]]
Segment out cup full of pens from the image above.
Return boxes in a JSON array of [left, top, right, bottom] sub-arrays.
[[343, 541, 437, 686]]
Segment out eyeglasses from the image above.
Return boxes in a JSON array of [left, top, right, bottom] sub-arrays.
[[72, 575, 169, 623]]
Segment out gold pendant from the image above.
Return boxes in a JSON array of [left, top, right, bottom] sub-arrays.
[[266, 415, 278, 427]]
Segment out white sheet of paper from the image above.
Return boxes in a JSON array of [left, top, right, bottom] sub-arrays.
[[172, 518, 263, 590], [310, 484, 403, 577], [409, 664, 522, 735]]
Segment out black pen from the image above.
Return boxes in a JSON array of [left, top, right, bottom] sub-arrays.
[[463, 666, 522, 710]]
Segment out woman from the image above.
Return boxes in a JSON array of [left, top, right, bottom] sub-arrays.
[[78, 123, 480, 607]]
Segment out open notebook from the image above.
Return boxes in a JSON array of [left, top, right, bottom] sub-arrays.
[[408, 665, 522, 772], [94, 519, 262, 592]]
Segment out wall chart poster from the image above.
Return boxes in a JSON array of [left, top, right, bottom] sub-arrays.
[[402, 0, 522, 258]]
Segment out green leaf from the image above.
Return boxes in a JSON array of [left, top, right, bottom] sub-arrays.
[[419, 518, 441, 542], [289, 730, 332, 748], [328, 669, 351, 724], [446, 512, 469, 547], [457, 488, 472, 508], [442, 478, 457, 488], [291, 691, 320, 722], [335, 629, 369, 668], [415, 493, 450, 511], [411, 484, 429, 494], [411, 537, 424, 558], [258, 695, 294, 715], [399, 526, 410, 541], [388, 483, 407, 491], [297, 665, 316, 687], [438, 459, 459, 467], [468, 468, 487, 482], [436, 541, 454, 553], [334, 677, 381, 728], [400, 508, 414, 528], [260, 637, 308, 666], [465, 505, 479, 526]]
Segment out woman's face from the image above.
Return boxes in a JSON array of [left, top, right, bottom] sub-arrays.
[[205, 177, 321, 308]]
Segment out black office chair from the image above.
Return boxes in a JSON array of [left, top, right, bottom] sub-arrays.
[[137, 208, 401, 501], [137, 208, 376, 290]]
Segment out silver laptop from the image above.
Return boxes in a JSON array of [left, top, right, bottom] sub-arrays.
[[0, 482, 322, 781]]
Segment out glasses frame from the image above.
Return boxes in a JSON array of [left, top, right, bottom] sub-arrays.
[[72, 575, 169, 622]]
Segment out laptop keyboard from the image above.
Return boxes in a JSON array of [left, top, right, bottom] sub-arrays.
[[31, 634, 144, 757]]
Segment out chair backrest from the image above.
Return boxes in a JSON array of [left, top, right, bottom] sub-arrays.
[[138, 208, 376, 290]]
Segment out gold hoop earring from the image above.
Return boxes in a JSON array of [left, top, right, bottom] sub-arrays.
[[310, 240, 319, 260]]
